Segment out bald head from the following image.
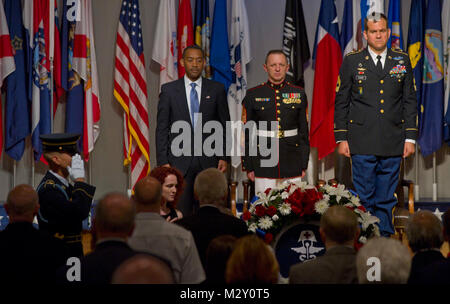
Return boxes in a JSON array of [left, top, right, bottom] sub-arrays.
[[194, 168, 228, 206], [111, 254, 175, 284], [94, 192, 135, 239], [406, 210, 443, 252], [133, 176, 162, 208], [6, 184, 39, 222], [320, 206, 359, 245]]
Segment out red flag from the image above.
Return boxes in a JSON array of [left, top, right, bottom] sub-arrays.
[[0, 0, 15, 158], [310, 0, 342, 160], [177, 0, 194, 78]]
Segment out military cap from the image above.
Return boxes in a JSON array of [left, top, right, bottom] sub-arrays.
[[40, 133, 80, 155]]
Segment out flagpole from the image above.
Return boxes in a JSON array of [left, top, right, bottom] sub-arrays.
[[432, 152, 437, 201], [49, 0, 55, 133], [321, 159, 325, 182], [13, 160, 17, 188], [31, 152, 35, 188], [414, 147, 420, 200]]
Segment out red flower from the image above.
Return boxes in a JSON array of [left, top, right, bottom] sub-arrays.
[[357, 205, 366, 212], [287, 189, 303, 206], [266, 206, 277, 217], [255, 205, 266, 217], [242, 211, 252, 221], [291, 205, 302, 215], [264, 188, 272, 195], [264, 233, 273, 244]]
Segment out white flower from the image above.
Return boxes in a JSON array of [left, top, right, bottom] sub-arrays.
[[258, 216, 273, 230], [350, 195, 361, 206], [272, 214, 279, 221], [314, 199, 330, 215], [248, 223, 258, 233], [279, 203, 292, 215], [292, 180, 307, 191], [358, 236, 367, 244], [281, 191, 289, 199]]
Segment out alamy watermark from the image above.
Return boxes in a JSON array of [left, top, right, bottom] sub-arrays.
[[168, 114, 283, 168]]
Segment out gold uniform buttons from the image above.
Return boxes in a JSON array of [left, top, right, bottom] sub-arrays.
[[261, 107, 265, 110], [358, 80, 362, 84], [277, 117, 281, 121], [277, 103, 281, 106], [380, 109, 384, 114], [350, 120, 353, 123], [277, 110, 281, 114], [380, 89, 384, 94], [276, 96, 280, 100], [380, 99, 384, 104], [275, 90, 280, 93], [380, 80, 384, 84]]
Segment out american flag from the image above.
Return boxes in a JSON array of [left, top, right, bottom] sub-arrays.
[[114, 0, 150, 189]]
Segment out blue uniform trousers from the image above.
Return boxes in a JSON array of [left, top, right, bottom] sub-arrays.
[[351, 155, 401, 236]]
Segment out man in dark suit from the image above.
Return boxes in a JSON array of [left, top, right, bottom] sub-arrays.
[[334, 13, 417, 236], [156, 45, 230, 217], [176, 168, 249, 268], [58, 192, 138, 284], [0, 184, 66, 283], [289, 206, 360, 284], [405, 210, 446, 284], [37, 133, 96, 258]]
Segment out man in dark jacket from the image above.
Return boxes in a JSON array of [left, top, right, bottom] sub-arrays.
[[176, 168, 249, 268], [0, 184, 66, 283]]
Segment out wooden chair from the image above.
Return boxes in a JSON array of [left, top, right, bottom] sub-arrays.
[[393, 159, 415, 241]]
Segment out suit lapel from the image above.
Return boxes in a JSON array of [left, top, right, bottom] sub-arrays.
[[362, 48, 377, 76], [199, 77, 208, 113], [175, 79, 192, 123]]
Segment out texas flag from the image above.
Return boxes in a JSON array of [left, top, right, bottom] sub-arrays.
[[310, 0, 342, 160]]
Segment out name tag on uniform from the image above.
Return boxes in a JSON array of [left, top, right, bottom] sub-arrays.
[[356, 75, 367, 81]]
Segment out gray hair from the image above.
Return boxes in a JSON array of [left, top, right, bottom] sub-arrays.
[[356, 237, 412, 284], [194, 168, 228, 206], [405, 210, 443, 252]]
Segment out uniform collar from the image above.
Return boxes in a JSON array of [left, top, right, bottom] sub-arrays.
[[267, 80, 286, 90], [49, 170, 70, 187], [367, 46, 388, 66]]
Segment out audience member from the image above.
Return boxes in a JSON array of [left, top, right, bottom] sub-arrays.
[[128, 176, 205, 284], [58, 192, 138, 284], [0, 185, 66, 283], [356, 237, 411, 284], [225, 234, 279, 284], [407, 209, 450, 284], [406, 210, 445, 284], [149, 166, 184, 221], [204, 235, 237, 284], [176, 168, 249, 267], [289, 206, 360, 284], [111, 254, 175, 284]]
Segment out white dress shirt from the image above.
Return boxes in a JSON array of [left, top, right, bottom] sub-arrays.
[[367, 46, 387, 69]]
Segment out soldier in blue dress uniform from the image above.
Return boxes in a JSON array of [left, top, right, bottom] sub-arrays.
[[334, 13, 418, 236], [37, 133, 96, 258]]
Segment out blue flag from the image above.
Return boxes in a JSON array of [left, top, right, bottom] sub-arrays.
[[418, 0, 445, 156], [194, 0, 211, 78], [340, 0, 353, 54], [387, 0, 403, 50], [407, 0, 425, 135], [4, 0, 30, 161], [62, 0, 84, 153], [210, 0, 232, 92]]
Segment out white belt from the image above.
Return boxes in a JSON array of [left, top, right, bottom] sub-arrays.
[[257, 128, 298, 138]]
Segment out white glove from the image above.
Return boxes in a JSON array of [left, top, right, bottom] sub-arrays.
[[68, 154, 85, 180]]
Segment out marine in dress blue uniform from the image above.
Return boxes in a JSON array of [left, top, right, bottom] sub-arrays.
[[37, 133, 96, 258], [242, 50, 309, 194], [334, 14, 418, 236]]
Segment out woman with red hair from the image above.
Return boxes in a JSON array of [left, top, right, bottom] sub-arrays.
[[149, 166, 184, 221]]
